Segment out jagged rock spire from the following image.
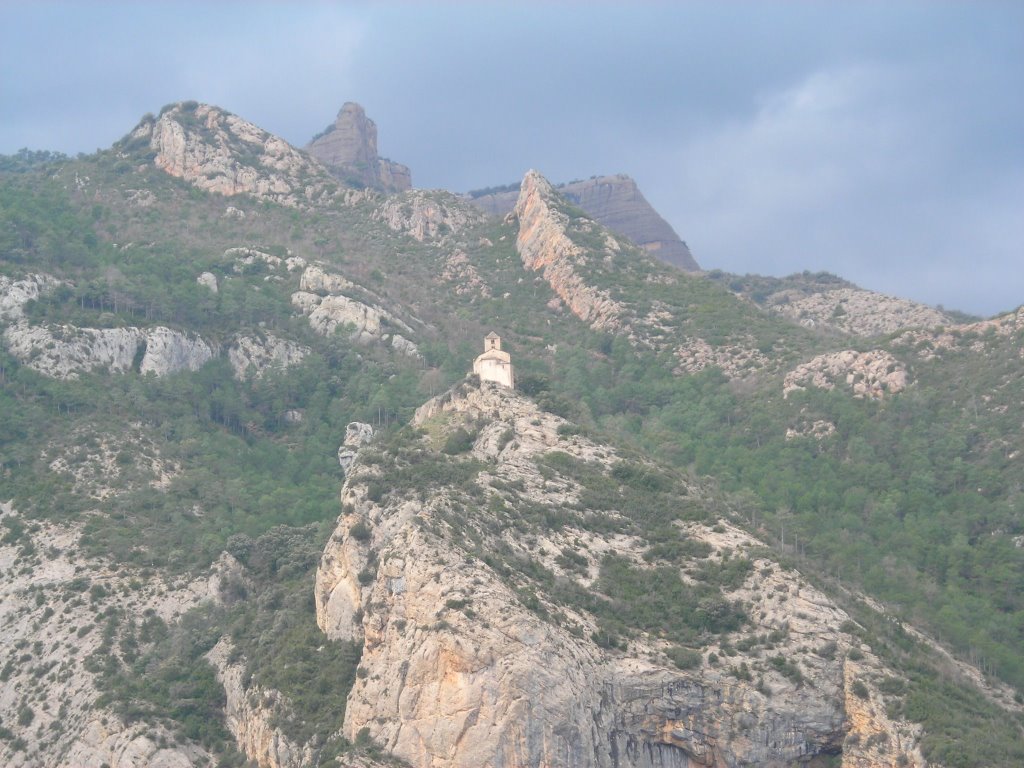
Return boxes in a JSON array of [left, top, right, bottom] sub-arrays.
[[306, 102, 411, 193]]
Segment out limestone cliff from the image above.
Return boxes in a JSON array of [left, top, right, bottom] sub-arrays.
[[3, 321, 214, 380], [206, 640, 314, 768], [514, 170, 625, 330], [315, 381, 925, 768], [559, 175, 699, 271], [125, 102, 338, 208], [470, 174, 699, 271], [512, 171, 769, 378], [306, 102, 411, 193]]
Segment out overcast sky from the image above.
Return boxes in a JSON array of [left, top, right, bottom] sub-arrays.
[[2, 2, 1021, 316]]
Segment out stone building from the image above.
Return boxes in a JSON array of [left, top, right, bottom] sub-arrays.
[[472, 332, 514, 389]]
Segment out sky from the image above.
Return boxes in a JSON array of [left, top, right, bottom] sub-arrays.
[[2, 2, 1022, 316]]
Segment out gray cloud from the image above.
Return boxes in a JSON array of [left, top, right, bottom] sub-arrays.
[[1, 2, 1021, 315]]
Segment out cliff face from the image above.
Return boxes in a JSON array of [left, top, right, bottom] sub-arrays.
[[514, 170, 625, 330], [512, 171, 773, 380], [315, 382, 925, 768], [471, 174, 699, 271], [206, 640, 313, 768], [127, 102, 338, 208], [559, 175, 699, 271], [3, 321, 214, 380], [306, 102, 411, 193]]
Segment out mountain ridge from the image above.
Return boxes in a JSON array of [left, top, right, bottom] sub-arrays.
[[1, 100, 1022, 768], [469, 173, 700, 272]]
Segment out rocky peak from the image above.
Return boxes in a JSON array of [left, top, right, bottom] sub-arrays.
[[470, 173, 699, 271], [306, 102, 411, 193], [514, 170, 624, 330], [126, 101, 337, 208]]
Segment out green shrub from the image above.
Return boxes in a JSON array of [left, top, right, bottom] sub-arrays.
[[442, 427, 476, 455], [349, 520, 372, 542], [667, 646, 701, 669]]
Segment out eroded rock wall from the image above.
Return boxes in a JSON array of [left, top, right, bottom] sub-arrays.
[[514, 170, 624, 330], [128, 103, 337, 208], [315, 383, 925, 768], [470, 175, 699, 272], [306, 102, 411, 193]]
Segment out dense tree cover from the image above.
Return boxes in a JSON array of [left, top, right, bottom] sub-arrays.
[[535, 329, 1024, 690]]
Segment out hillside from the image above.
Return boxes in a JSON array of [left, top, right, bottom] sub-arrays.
[[1, 102, 1022, 768]]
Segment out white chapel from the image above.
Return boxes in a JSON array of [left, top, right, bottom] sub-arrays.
[[473, 332, 515, 389]]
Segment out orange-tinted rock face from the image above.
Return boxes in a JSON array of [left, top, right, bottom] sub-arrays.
[[315, 383, 926, 768], [306, 102, 411, 193], [471, 174, 699, 272], [514, 170, 624, 330]]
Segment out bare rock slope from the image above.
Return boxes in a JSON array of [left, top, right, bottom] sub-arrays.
[[315, 381, 925, 768], [0, 502, 223, 768], [126, 102, 338, 208]]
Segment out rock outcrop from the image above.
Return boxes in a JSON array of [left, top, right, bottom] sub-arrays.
[[197, 271, 218, 293], [471, 174, 699, 271], [375, 190, 487, 243], [3, 322, 214, 380], [0, 274, 61, 321], [228, 334, 310, 380], [784, 349, 908, 399], [559, 175, 699, 271], [441, 249, 491, 298], [512, 171, 771, 378], [126, 102, 337, 208], [337, 421, 374, 472], [673, 336, 770, 378], [206, 640, 313, 768], [315, 382, 924, 768], [767, 287, 951, 337], [291, 265, 420, 357], [306, 102, 411, 193], [895, 305, 1024, 360], [514, 170, 624, 330]]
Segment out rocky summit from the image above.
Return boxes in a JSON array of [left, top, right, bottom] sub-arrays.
[[306, 102, 411, 193], [1, 100, 1023, 768], [470, 174, 700, 271]]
